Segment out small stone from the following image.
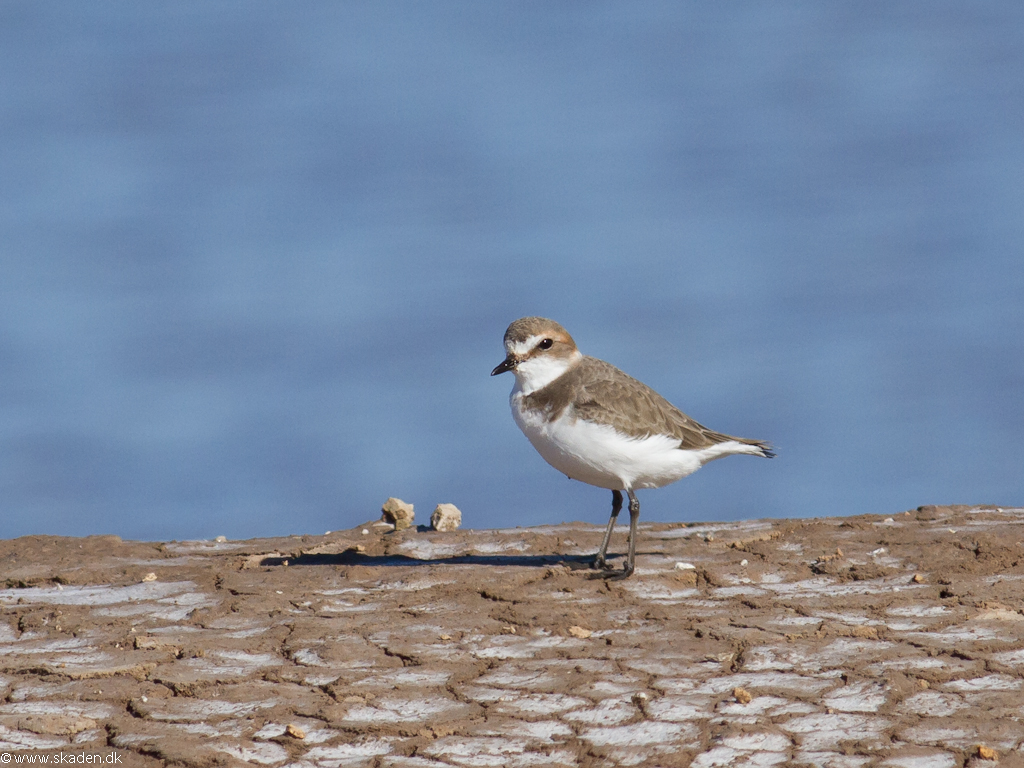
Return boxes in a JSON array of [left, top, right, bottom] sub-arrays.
[[142, 573, 157, 582], [918, 679, 929, 689], [631, 692, 649, 713], [382, 497, 415, 530], [285, 724, 306, 739], [215, 535, 227, 543], [733, 687, 753, 704], [440, 634, 452, 641], [674, 562, 696, 571], [431, 503, 462, 532], [740, 559, 748, 567], [567, 625, 592, 639], [976, 745, 998, 760], [913, 573, 925, 583], [362, 529, 370, 535], [501, 625, 517, 634]]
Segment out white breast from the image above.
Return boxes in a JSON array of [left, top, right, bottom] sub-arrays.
[[510, 391, 709, 491]]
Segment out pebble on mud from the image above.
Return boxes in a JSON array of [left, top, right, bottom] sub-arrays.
[[631, 692, 650, 714], [733, 687, 753, 704], [382, 497, 415, 530], [976, 745, 997, 760], [431, 503, 462, 532], [285, 724, 306, 739], [567, 625, 592, 639], [674, 561, 698, 586]]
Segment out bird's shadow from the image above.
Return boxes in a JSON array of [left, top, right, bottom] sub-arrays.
[[260, 550, 623, 571]]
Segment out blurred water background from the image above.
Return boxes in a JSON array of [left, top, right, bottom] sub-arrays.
[[1, 2, 1022, 541]]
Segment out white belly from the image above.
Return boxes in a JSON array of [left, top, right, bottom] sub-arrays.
[[511, 393, 710, 491]]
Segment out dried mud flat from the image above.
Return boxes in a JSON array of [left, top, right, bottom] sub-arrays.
[[3, 505, 1024, 768]]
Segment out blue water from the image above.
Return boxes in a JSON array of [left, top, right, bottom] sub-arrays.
[[1, 3, 1022, 541]]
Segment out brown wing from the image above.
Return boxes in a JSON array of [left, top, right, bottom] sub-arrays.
[[570, 358, 749, 450]]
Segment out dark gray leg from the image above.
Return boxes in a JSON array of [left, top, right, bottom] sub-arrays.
[[605, 490, 639, 581], [592, 490, 622, 570]]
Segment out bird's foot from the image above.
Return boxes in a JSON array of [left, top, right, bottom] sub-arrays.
[[588, 562, 633, 581], [600, 564, 634, 581]]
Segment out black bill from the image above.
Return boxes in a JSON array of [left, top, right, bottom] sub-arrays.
[[491, 356, 517, 376]]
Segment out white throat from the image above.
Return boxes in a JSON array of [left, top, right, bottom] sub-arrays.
[[512, 350, 581, 395]]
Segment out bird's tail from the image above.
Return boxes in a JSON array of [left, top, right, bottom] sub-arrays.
[[741, 437, 775, 459]]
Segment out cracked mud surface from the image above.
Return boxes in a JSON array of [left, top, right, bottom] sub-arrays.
[[3, 504, 1024, 767]]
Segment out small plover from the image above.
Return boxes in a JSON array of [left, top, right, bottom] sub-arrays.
[[492, 316, 774, 579]]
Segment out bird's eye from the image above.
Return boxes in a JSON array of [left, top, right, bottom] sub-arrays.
[[538, 338, 553, 350]]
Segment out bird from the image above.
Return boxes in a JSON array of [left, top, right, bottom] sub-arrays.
[[491, 316, 774, 580]]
